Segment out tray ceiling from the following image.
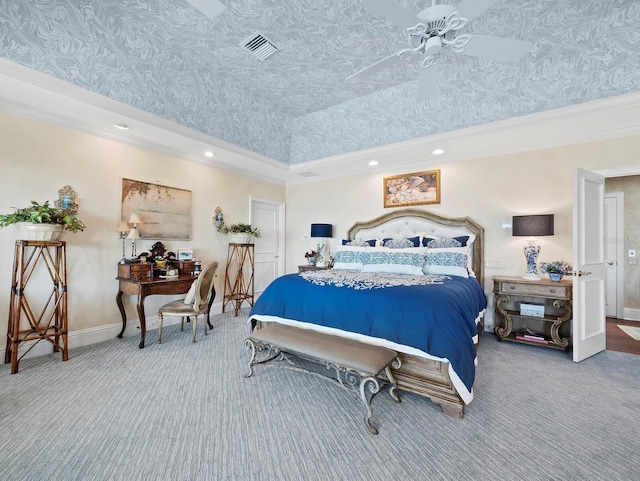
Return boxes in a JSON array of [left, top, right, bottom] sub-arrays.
[[0, 0, 639, 166]]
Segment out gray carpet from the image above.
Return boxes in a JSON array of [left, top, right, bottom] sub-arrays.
[[1, 309, 639, 481]]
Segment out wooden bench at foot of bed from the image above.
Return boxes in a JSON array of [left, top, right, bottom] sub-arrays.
[[244, 324, 402, 435]]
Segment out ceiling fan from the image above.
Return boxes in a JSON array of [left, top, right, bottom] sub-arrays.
[[347, 0, 533, 102]]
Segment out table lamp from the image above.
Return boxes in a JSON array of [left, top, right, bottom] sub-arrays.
[[127, 213, 143, 259], [512, 214, 554, 280], [311, 223, 333, 266], [117, 220, 129, 263]]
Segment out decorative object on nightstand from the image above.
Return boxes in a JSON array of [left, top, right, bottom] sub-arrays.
[[512, 214, 554, 280], [493, 275, 572, 351], [310, 223, 332, 266], [540, 260, 573, 282], [304, 249, 318, 266]]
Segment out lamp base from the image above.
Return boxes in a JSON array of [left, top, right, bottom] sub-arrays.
[[522, 273, 541, 281]]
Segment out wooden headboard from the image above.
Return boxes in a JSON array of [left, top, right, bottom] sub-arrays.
[[346, 208, 485, 282]]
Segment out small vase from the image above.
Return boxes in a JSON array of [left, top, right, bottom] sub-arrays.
[[307, 257, 317, 266], [548, 273, 563, 282]]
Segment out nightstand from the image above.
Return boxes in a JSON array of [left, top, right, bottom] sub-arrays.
[[298, 265, 332, 273], [493, 276, 572, 351]]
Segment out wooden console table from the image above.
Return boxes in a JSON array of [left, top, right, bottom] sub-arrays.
[[116, 272, 204, 348], [493, 275, 573, 351], [5, 240, 68, 374], [223, 243, 254, 316]]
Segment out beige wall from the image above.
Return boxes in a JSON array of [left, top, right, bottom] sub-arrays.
[[605, 175, 640, 309], [0, 112, 285, 349], [286, 134, 640, 327], [3, 109, 640, 348]]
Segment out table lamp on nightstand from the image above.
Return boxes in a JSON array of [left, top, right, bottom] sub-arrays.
[[512, 214, 554, 280], [310, 223, 333, 266]]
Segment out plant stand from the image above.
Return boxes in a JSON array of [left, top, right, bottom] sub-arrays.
[[222, 243, 254, 317], [5, 240, 68, 374]]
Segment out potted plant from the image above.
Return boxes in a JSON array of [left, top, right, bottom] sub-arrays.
[[539, 260, 573, 281], [304, 249, 318, 266], [220, 222, 261, 244], [0, 200, 86, 240]]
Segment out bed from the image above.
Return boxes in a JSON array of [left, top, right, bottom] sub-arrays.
[[249, 208, 487, 418]]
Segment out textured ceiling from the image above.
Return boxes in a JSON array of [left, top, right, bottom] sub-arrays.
[[1, 0, 639, 165]]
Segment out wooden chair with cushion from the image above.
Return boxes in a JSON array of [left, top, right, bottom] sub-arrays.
[[157, 261, 219, 344]]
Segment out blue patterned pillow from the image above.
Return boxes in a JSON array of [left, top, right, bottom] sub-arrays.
[[361, 250, 425, 275], [341, 239, 376, 247], [423, 247, 470, 278], [382, 236, 420, 248], [333, 248, 368, 270], [422, 235, 471, 248]]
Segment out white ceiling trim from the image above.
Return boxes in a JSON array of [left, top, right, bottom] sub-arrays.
[[1, 58, 639, 186]]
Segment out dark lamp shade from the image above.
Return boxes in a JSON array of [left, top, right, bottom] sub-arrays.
[[310, 223, 332, 238], [512, 214, 554, 237]]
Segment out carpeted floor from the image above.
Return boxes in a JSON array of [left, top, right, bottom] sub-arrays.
[[1, 309, 639, 481]]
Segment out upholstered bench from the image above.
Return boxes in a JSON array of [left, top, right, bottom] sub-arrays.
[[244, 324, 401, 435]]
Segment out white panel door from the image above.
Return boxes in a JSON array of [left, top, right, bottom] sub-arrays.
[[572, 168, 606, 362], [250, 198, 284, 297]]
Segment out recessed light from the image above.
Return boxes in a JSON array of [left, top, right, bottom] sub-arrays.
[[369, 160, 379, 166], [432, 148, 444, 155], [114, 123, 131, 130], [204, 151, 215, 158]]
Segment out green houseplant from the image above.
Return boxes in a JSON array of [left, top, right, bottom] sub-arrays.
[[0, 200, 86, 239], [220, 222, 261, 243]]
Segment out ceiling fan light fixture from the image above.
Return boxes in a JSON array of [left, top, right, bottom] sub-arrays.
[[424, 36, 443, 56]]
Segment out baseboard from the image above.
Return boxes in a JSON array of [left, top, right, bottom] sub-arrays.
[[622, 307, 640, 322], [1, 302, 224, 361]]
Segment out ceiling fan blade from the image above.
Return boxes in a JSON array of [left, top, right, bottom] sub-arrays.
[[346, 52, 404, 84], [462, 35, 533, 63], [416, 63, 440, 103], [455, 0, 499, 22], [362, 0, 422, 30]]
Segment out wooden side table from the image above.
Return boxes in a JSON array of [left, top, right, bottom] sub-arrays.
[[298, 265, 332, 273], [493, 275, 572, 351], [5, 240, 68, 373]]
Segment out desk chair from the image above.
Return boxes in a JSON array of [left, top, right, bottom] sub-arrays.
[[157, 262, 218, 344]]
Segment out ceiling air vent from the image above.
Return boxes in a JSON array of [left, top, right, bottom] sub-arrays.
[[240, 31, 278, 61]]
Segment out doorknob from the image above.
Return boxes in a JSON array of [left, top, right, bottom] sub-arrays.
[[575, 270, 592, 276], [606, 261, 614, 265]]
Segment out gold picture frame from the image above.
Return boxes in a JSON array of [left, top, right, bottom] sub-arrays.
[[383, 169, 441, 208]]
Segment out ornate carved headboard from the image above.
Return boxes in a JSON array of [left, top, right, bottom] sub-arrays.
[[346, 209, 485, 282]]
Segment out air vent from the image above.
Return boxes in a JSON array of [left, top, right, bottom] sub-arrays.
[[240, 32, 279, 61]]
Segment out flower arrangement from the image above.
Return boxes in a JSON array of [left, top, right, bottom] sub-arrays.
[[540, 260, 573, 275], [304, 249, 318, 259]]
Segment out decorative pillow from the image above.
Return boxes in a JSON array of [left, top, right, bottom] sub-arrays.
[[332, 247, 369, 270], [423, 246, 471, 278], [361, 251, 425, 275], [422, 234, 475, 248], [382, 236, 421, 248], [341, 238, 376, 247], [184, 280, 197, 304]]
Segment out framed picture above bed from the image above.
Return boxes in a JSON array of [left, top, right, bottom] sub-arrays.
[[383, 169, 441, 208]]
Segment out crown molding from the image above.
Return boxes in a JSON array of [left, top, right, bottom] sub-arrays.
[[1, 58, 639, 186]]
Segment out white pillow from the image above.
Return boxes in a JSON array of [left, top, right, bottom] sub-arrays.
[[332, 246, 369, 271], [184, 280, 197, 304], [423, 246, 472, 278]]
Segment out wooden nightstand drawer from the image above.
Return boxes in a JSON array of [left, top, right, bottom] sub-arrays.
[[500, 281, 570, 299]]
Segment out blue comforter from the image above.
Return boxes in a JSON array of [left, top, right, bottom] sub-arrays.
[[249, 270, 487, 397]]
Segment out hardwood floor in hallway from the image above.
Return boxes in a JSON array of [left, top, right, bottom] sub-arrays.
[[606, 317, 640, 355]]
